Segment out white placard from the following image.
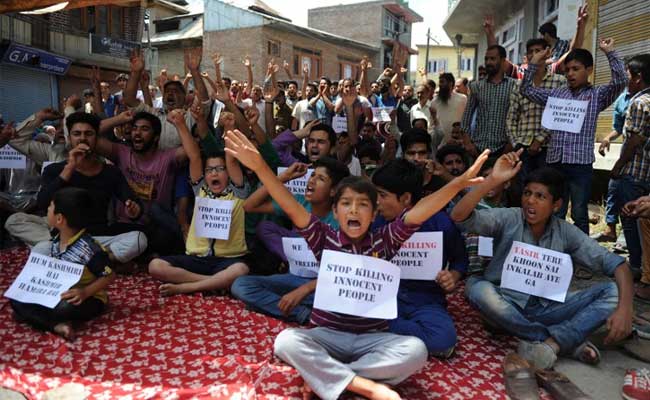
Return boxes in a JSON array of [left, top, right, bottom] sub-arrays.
[[371, 107, 393, 122], [4, 252, 85, 308], [282, 237, 319, 278], [332, 115, 348, 133], [41, 161, 55, 173], [0, 145, 26, 169], [277, 167, 314, 195], [193, 197, 234, 240], [478, 236, 493, 257], [313, 250, 400, 319], [500, 241, 573, 303], [541, 97, 589, 133], [390, 232, 443, 280]]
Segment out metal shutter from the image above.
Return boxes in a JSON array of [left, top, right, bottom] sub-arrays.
[[0, 64, 56, 123]]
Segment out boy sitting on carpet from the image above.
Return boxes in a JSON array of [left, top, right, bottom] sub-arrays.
[[224, 128, 489, 400], [231, 157, 349, 324], [450, 150, 634, 369], [371, 159, 469, 358], [10, 187, 116, 341], [148, 109, 250, 296]]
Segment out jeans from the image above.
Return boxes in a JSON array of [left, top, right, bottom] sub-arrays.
[[549, 163, 593, 234], [519, 146, 547, 183], [613, 175, 650, 270], [230, 273, 314, 324], [605, 177, 622, 225], [465, 276, 618, 353]]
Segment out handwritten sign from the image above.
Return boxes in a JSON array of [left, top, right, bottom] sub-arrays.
[[478, 236, 493, 257], [193, 197, 234, 240], [313, 250, 400, 319], [0, 145, 26, 169], [4, 252, 84, 308], [332, 115, 348, 133], [277, 167, 314, 195], [500, 241, 573, 302], [541, 97, 589, 133], [282, 237, 319, 278], [390, 232, 443, 280], [371, 107, 393, 122]]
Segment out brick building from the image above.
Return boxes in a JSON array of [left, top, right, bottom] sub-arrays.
[[202, 1, 379, 86], [307, 0, 422, 82]]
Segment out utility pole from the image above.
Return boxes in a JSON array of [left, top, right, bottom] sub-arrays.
[[423, 28, 439, 78]]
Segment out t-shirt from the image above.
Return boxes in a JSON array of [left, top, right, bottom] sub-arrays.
[[433, 92, 467, 138], [291, 99, 316, 129], [347, 155, 362, 177], [110, 144, 178, 223], [315, 98, 334, 126], [272, 194, 339, 229]]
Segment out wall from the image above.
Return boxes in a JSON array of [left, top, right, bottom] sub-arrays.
[[307, 2, 382, 47], [415, 46, 475, 83]]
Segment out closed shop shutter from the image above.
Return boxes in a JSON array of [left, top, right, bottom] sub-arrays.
[[0, 64, 56, 122], [594, 0, 650, 140]]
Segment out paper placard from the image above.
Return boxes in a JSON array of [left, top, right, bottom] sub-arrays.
[[478, 236, 493, 257], [277, 167, 314, 195], [193, 197, 234, 240], [541, 97, 589, 133], [332, 115, 348, 134], [4, 252, 85, 308], [282, 237, 319, 278], [41, 161, 55, 173], [500, 241, 573, 302], [390, 232, 443, 280], [371, 107, 393, 122], [313, 250, 400, 319], [0, 145, 26, 169]]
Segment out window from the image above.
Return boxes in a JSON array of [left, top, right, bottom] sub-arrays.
[[110, 6, 123, 38], [78, 6, 124, 37], [539, 0, 559, 25], [383, 10, 403, 37], [426, 58, 447, 74], [292, 47, 322, 80], [267, 40, 280, 57], [461, 57, 473, 71], [544, 0, 559, 17], [339, 62, 359, 80]]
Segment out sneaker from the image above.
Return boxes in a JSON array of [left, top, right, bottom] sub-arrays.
[[622, 368, 650, 400]]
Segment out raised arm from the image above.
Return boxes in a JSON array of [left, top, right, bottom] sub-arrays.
[[359, 57, 370, 97], [520, 48, 554, 106], [596, 39, 628, 111], [225, 129, 311, 229], [168, 109, 202, 182], [243, 162, 308, 213], [405, 149, 491, 226], [553, 4, 588, 70], [243, 56, 254, 97], [124, 49, 145, 107], [483, 15, 497, 47], [300, 65, 309, 100], [185, 48, 210, 103], [283, 59, 293, 80], [212, 53, 223, 85], [90, 66, 104, 116], [141, 71, 153, 107]]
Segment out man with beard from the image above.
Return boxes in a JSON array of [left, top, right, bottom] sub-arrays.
[[410, 84, 443, 151], [309, 77, 335, 126], [123, 48, 213, 150], [401, 129, 451, 197], [396, 84, 418, 134], [433, 73, 467, 139], [461, 45, 516, 158], [285, 80, 300, 109], [291, 83, 317, 130]]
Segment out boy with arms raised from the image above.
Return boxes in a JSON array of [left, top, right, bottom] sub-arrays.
[[225, 128, 489, 400], [450, 150, 634, 369], [371, 159, 469, 357], [147, 108, 250, 296], [231, 157, 349, 324]]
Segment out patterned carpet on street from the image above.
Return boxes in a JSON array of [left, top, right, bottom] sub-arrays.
[[0, 245, 527, 399]]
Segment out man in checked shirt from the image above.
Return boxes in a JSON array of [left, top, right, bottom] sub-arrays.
[[521, 38, 627, 234]]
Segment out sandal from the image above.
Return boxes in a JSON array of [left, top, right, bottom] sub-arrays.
[[571, 341, 601, 365], [573, 265, 593, 280], [535, 369, 592, 400], [503, 353, 540, 400]]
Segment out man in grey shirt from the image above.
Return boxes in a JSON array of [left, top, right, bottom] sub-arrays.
[[450, 150, 634, 369]]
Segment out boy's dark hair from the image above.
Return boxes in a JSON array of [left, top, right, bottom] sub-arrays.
[[412, 118, 428, 129], [564, 48, 594, 68], [163, 80, 186, 93], [306, 82, 318, 92], [312, 156, 350, 187], [222, 77, 232, 85], [310, 123, 337, 148], [357, 143, 381, 162], [487, 44, 507, 59], [524, 167, 566, 201], [436, 144, 468, 165], [426, 79, 436, 91], [627, 54, 650, 85], [202, 149, 227, 166], [65, 112, 101, 134], [287, 80, 298, 87], [439, 72, 455, 84], [526, 38, 549, 52], [400, 128, 432, 153], [538, 22, 558, 39], [53, 187, 95, 230], [133, 111, 162, 137], [333, 176, 377, 210], [372, 159, 424, 204], [319, 76, 332, 86]]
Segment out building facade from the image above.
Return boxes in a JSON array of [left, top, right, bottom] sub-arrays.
[[415, 45, 475, 85]]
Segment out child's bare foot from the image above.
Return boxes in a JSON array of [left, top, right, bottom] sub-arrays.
[[159, 283, 194, 296], [369, 384, 401, 400], [301, 381, 314, 400], [53, 322, 75, 341]]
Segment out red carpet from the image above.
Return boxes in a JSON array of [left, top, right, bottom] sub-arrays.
[[1, 246, 521, 399]]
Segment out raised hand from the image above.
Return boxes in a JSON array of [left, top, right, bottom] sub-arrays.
[[293, 119, 319, 139], [263, 81, 279, 102], [483, 15, 494, 32], [67, 143, 91, 170], [489, 148, 523, 184], [184, 47, 203, 72], [189, 101, 205, 122], [245, 106, 260, 127], [530, 47, 551, 66], [212, 52, 223, 66], [141, 70, 151, 87], [129, 48, 145, 73], [117, 109, 134, 124], [36, 108, 62, 121], [243, 56, 252, 69], [167, 109, 186, 126], [417, 67, 426, 77], [577, 4, 588, 27], [599, 38, 615, 54], [453, 149, 491, 188], [224, 129, 265, 171], [158, 69, 168, 88], [65, 94, 82, 110], [283, 60, 290, 71], [279, 162, 310, 182], [302, 64, 309, 77]]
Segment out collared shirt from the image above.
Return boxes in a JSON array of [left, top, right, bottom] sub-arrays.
[[457, 207, 625, 308], [507, 71, 566, 146], [315, 97, 335, 126], [461, 76, 517, 152], [621, 88, 650, 181], [612, 90, 632, 134], [51, 230, 113, 304], [297, 213, 421, 332], [521, 51, 627, 164], [550, 39, 570, 63]]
